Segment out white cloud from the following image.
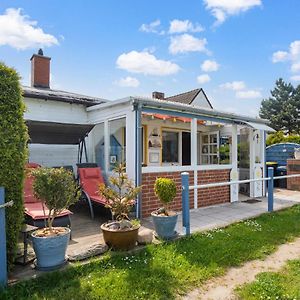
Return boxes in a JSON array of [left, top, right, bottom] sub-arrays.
[[169, 19, 204, 34], [169, 34, 208, 55], [236, 90, 262, 99], [139, 20, 164, 34], [290, 75, 300, 82], [0, 8, 58, 50], [201, 59, 219, 72], [272, 40, 300, 74], [116, 76, 140, 87], [197, 74, 211, 84], [220, 81, 246, 90], [203, 0, 262, 26], [272, 51, 289, 63], [116, 51, 180, 76]]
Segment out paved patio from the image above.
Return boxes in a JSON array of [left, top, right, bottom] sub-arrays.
[[9, 188, 300, 283]]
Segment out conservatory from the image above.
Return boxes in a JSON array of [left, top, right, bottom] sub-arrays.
[[85, 96, 274, 218]]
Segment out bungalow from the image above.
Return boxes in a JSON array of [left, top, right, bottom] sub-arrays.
[[24, 50, 274, 218]]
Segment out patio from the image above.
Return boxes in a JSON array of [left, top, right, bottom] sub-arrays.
[[9, 188, 300, 283]]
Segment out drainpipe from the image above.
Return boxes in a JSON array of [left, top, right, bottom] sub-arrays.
[[134, 103, 142, 219]]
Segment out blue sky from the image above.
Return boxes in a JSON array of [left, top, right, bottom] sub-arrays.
[[0, 0, 300, 116]]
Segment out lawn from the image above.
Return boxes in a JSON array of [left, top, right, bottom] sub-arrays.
[[2, 205, 300, 300], [236, 259, 300, 299]]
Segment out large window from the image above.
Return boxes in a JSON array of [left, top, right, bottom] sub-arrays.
[[200, 132, 219, 165], [162, 130, 179, 163], [93, 123, 105, 170], [109, 118, 126, 171]]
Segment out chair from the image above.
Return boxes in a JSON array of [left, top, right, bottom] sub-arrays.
[[24, 163, 72, 228], [78, 167, 107, 219]]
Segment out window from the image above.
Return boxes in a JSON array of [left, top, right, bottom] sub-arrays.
[[162, 130, 179, 163], [200, 132, 219, 165], [109, 118, 126, 170], [93, 123, 105, 170]]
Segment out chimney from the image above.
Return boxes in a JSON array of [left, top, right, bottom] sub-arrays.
[[152, 91, 165, 100], [30, 49, 51, 88]]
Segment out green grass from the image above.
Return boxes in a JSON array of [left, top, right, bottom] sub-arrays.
[[2, 205, 300, 300], [236, 259, 300, 299]]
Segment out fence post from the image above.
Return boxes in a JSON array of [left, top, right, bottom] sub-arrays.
[[268, 167, 274, 212], [0, 187, 7, 287], [181, 172, 190, 235]]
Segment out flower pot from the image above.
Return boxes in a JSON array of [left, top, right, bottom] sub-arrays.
[[31, 227, 70, 271], [151, 212, 178, 240], [101, 223, 140, 250]]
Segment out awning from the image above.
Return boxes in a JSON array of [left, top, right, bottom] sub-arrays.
[[238, 121, 275, 132], [26, 120, 95, 144]]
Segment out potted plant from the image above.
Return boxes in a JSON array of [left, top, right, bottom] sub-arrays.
[[151, 177, 178, 240], [99, 163, 141, 250], [31, 167, 80, 270]]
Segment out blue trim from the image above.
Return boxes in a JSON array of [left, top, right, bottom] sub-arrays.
[[135, 105, 142, 219], [268, 167, 274, 212], [0, 187, 7, 287], [142, 107, 234, 124], [181, 172, 190, 235]]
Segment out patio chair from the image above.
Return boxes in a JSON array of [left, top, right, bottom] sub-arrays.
[[78, 167, 107, 219], [24, 163, 72, 228]]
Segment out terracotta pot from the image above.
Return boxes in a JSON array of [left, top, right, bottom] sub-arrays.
[[100, 223, 140, 250]]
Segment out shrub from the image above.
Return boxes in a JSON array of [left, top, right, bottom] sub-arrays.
[[0, 62, 28, 268], [32, 167, 81, 233], [99, 163, 141, 222], [154, 177, 177, 211], [266, 131, 300, 146]]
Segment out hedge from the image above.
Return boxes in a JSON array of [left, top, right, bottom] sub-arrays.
[[266, 131, 300, 146], [0, 62, 28, 269]]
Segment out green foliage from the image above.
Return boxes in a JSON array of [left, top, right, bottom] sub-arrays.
[[0, 62, 28, 268], [3, 205, 300, 299], [266, 130, 300, 146], [99, 163, 141, 221], [32, 167, 81, 232], [260, 78, 300, 133], [154, 177, 177, 207]]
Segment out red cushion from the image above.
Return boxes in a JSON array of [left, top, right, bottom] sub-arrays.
[[24, 202, 72, 220], [79, 167, 106, 202], [24, 163, 41, 203]]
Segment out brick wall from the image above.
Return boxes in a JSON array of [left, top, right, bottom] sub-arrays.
[[287, 159, 300, 191], [141, 169, 230, 217]]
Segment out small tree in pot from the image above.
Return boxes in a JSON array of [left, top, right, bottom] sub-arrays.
[[99, 163, 141, 250], [31, 167, 80, 270], [151, 177, 178, 239]]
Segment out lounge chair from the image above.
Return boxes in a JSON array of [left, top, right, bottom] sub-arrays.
[[24, 163, 72, 228], [78, 167, 107, 219]]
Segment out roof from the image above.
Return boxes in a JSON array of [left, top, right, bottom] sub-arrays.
[[165, 88, 201, 105], [23, 86, 107, 107]]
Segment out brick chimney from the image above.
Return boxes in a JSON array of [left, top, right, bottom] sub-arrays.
[[30, 49, 51, 88], [152, 91, 165, 100]]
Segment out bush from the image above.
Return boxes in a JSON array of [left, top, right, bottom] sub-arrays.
[[32, 167, 81, 233], [266, 131, 300, 146], [0, 62, 28, 268], [154, 178, 177, 209]]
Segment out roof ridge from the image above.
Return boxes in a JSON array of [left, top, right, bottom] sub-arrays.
[[165, 88, 201, 99]]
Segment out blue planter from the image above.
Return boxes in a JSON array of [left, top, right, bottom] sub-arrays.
[[31, 228, 70, 271], [151, 212, 178, 240]]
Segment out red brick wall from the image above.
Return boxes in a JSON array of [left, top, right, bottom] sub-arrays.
[[197, 170, 230, 207], [287, 159, 300, 191], [141, 169, 230, 217], [31, 54, 50, 88]]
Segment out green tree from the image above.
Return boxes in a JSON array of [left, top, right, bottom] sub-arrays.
[[260, 78, 300, 133], [0, 62, 28, 268]]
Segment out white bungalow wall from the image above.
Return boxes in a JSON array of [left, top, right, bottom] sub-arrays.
[[24, 97, 89, 170], [191, 90, 213, 109]]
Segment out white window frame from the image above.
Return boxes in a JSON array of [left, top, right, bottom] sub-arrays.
[[199, 131, 220, 165], [161, 128, 182, 166]]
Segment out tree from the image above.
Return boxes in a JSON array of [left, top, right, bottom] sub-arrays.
[[260, 78, 300, 133], [0, 62, 28, 269]]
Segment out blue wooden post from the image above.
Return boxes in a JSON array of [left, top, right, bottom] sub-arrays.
[[268, 167, 274, 212], [0, 187, 7, 287], [181, 172, 190, 235]]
